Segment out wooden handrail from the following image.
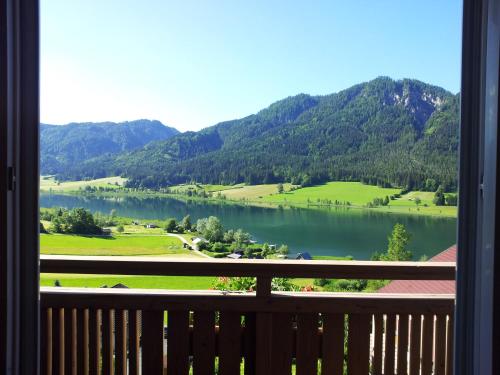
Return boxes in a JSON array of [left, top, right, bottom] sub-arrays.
[[40, 255, 456, 280], [40, 287, 455, 314]]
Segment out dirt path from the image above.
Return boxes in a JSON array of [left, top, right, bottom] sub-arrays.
[[166, 233, 211, 258]]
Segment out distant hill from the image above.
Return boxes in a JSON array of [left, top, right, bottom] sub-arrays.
[[40, 119, 179, 175], [51, 77, 459, 191]]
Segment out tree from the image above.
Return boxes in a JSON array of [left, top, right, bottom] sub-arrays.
[[198, 216, 224, 242], [40, 222, 47, 233], [165, 218, 177, 233], [381, 223, 412, 261], [223, 229, 235, 243], [116, 225, 125, 233], [445, 194, 458, 206], [181, 215, 192, 230], [383, 196, 390, 206], [277, 183, 284, 194], [278, 244, 289, 255], [433, 185, 446, 206], [234, 229, 250, 244], [414, 197, 421, 206], [261, 243, 271, 258]]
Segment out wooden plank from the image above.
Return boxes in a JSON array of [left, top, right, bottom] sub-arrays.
[[397, 314, 409, 375], [421, 314, 434, 375], [40, 288, 455, 315], [40, 308, 50, 375], [75, 308, 86, 375], [372, 314, 383, 375], [243, 313, 256, 375], [53, 307, 63, 375], [88, 308, 100, 375], [270, 313, 293, 374], [384, 314, 396, 375], [347, 314, 370, 375], [446, 315, 454, 375], [255, 312, 272, 373], [64, 308, 74, 375], [218, 311, 242, 375], [192, 311, 216, 375], [296, 313, 319, 375], [322, 313, 344, 375], [409, 314, 422, 375], [101, 309, 113, 375], [141, 310, 165, 375], [40, 256, 456, 280], [166, 310, 189, 375], [128, 310, 140, 375], [115, 310, 127, 375], [434, 315, 447, 375]]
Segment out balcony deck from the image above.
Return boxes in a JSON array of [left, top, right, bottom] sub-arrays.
[[39, 255, 455, 375]]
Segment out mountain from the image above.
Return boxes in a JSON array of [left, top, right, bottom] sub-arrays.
[[52, 77, 459, 191], [40, 119, 179, 175]]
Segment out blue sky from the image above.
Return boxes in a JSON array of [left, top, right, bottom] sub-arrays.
[[41, 0, 463, 131]]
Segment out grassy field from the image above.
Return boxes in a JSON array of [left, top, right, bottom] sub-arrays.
[[261, 182, 400, 206], [40, 273, 215, 289], [40, 233, 201, 257], [218, 183, 295, 200], [40, 175, 127, 192]]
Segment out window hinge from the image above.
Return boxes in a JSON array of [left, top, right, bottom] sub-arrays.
[[8, 166, 16, 191]]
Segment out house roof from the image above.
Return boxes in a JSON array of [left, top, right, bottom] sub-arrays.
[[378, 245, 456, 294], [227, 253, 242, 259]]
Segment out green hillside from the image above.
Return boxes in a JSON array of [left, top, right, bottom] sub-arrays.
[[51, 77, 459, 192]]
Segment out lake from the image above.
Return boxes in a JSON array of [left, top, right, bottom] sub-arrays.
[[40, 194, 457, 260]]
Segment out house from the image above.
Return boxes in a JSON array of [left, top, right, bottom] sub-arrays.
[[227, 253, 242, 259], [146, 223, 158, 229], [378, 245, 457, 294], [101, 228, 112, 235], [111, 283, 129, 289], [286, 252, 313, 260]]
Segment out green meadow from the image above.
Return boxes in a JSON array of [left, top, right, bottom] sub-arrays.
[[261, 182, 400, 205], [40, 233, 200, 257]]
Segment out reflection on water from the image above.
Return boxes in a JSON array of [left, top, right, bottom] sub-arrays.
[[40, 194, 457, 260]]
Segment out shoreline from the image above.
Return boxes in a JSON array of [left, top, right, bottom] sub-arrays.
[[39, 189, 458, 219]]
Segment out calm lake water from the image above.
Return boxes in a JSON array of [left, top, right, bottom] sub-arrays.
[[40, 194, 457, 260]]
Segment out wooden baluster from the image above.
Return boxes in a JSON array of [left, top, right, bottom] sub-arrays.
[[53, 308, 63, 375], [166, 310, 189, 374], [101, 309, 113, 374], [445, 315, 454, 375], [347, 314, 371, 375], [128, 310, 140, 375], [75, 308, 86, 375], [115, 310, 127, 375], [218, 311, 242, 375], [255, 276, 272, 374], [88, 308, 100, 375], [40, 308, 50, 375], [192, 311, 216, 375], [397, 314, 409, 375], [321, 313, 344, 375], [384, 314, 396, 375], [421, 314, 434, 375], [270, 313, 293, 375], [372, 314, 383, 375], [296, 313, 319, 375], [434, 315, 447, 375], [243, 313, 256, 375], [409, 314, 422, 375], [64, 308, 74, 375]]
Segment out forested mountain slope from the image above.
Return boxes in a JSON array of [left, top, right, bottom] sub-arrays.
[[51, 77, 459, 190], [40, 119, 179, 174]]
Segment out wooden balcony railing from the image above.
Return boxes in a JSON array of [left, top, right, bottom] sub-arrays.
[[40, 255, 456, 375]]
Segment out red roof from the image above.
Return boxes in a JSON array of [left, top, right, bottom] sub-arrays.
[[377, 245, 456, 294]]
